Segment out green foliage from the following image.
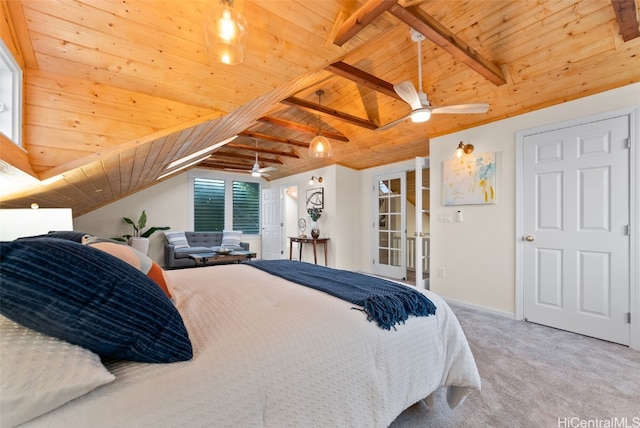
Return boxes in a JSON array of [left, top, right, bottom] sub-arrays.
[[307, 207, 322, 221], [117, 210, 169, 240]]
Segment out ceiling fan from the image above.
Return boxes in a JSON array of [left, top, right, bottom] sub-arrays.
[[378, 29, 489, 132], [225, 140, 276, 177]]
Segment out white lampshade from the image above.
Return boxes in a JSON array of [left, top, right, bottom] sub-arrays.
[[203, 2, 248, 65], [0, 208, 73, 240], [309, 135, 332, 158]]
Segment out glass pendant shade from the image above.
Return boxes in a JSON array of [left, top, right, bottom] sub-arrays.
[[309, 134, 332, 158], [203, 3, 248, 65]]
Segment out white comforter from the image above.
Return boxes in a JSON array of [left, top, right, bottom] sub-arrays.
[[24, 264, 480, 427]]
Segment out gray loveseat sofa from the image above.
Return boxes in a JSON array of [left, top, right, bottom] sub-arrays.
[[164, 231, 250, 269]]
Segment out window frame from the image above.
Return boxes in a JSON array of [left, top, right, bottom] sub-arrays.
[[188, 170, 262, 235], [0, 39, 23, 147]]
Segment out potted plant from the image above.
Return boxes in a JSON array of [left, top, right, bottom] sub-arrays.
[[115, 210, 169, 255], [307, 207, 322, 238]]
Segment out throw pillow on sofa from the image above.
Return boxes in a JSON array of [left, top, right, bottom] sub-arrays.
[[164, 231, 189, 249], [221, 230, 242, 247]]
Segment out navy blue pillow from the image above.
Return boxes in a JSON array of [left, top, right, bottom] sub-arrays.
[[17, 230, 88, 242], [0, 238, 192, 363]]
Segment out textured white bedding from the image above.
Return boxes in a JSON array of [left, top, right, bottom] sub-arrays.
[[23, 263, 480, 427]]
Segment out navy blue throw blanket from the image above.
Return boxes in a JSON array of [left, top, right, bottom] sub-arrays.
[[244, 259, 436, 330]]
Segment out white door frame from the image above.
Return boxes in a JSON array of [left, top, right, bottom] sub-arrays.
[[515, 106, 640, 350], [414, 156, 430, 289]]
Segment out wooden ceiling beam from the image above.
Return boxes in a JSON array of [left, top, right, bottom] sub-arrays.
[[387, 4, 507, 86], [611, 0, 640, 41], [325, 61, 401, 100], [256, 117, 349, 142], [214, 150, 283, 165], [333, 0, 398, 46], [200, 159, 252, 170], [225, 142, 300, 158], [239, 131, 309, 148], [281, 97, 379, 130]]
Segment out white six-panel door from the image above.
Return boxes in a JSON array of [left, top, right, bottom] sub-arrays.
[[522, 115, 630, 345]]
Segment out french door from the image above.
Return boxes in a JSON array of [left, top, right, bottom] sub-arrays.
[[372, 173, 406, 279], [414, 157, 430, 289]]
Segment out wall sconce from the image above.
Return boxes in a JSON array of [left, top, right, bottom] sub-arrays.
[[309, 90, 333, 158], [455, 141, 474, 158], [308, 175, 323, 185], [203, 0, 248, 65]]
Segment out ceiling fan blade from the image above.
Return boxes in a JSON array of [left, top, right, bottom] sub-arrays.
[[430, 103, 489, 114], [393, 81, 422, 111], [258, 166, 277, 173], [377, 114, 412, 132]]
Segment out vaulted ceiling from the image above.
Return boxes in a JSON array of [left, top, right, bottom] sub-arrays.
[[1, 0, 639, 216]]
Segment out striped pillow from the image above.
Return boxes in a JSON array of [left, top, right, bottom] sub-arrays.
[[222, 230, 242, 247], [164, 231, 189, 249], [0, 238, 192, 363], [82, 236, 172, 298]]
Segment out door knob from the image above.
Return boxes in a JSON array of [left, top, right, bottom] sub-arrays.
[[524, 235, 535, 242]]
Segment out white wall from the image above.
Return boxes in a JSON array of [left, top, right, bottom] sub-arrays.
[[428, 83, 639, 316], [269, 164, 361, 269]]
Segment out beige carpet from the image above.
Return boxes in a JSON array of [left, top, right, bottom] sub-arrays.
[[390, 302, 640, 428]]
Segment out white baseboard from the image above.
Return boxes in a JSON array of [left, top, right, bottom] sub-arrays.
[[442, 297, 516, 320]]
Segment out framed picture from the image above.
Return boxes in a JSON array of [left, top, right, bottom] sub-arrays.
[[306, 187, 324, 210], [443, 152, 496, 205]]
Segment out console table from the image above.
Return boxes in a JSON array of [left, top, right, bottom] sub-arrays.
[[289, 237, 330, 266]]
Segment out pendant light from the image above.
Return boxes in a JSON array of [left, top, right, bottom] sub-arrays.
[[309, 90, 333, 158], [203, 0, 248, 65]]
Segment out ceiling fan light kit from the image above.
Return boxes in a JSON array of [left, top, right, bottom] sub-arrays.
[[309, 90, 333, 158], [203, 0, 248, 65]]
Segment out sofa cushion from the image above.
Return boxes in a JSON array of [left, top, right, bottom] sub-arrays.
[[174, 246, 213, 259], [222, 230, 242, 247], [164, 231, 189, 249], [185, 232, 222, 247]]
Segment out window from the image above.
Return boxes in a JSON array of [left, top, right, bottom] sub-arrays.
[[233, 181, 260, 234], [193, 176, 260, 234], [0, 39, 23, 146], [194, 178, 225, 231]]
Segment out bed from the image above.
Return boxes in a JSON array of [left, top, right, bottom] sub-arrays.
[[0, 236, 480, 427]]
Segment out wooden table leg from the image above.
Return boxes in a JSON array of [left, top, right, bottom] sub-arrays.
[[323, 242, 328, 266], [312, 241, 318, 264], [299, 242, 303, 261], [289, 239, 293, 260]]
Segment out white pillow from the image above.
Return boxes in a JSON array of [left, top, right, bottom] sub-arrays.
[[0, 316, 115, 427], [222, 230, 242, 247], [164, 231, 189, 249]]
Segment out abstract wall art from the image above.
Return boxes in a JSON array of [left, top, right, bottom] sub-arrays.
[[443, 152, 496, 206]]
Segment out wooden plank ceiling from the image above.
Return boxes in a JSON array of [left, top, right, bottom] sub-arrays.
[[1, 0, 639, 216]]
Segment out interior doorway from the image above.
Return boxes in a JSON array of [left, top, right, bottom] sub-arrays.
[[283, 185, 299, 259]]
